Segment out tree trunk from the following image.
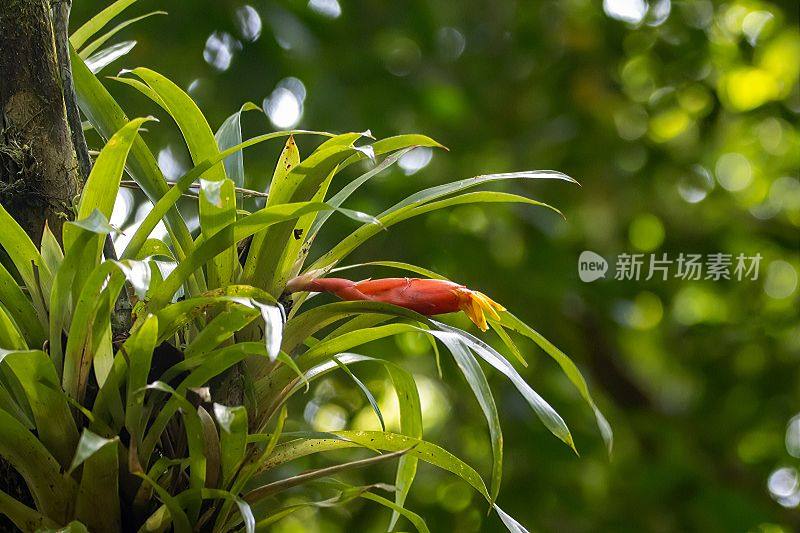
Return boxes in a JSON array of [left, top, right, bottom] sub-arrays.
[[0, 0, 81, 244]]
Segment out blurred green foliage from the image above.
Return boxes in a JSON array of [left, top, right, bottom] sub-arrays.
[[72, 0, 799, 531]]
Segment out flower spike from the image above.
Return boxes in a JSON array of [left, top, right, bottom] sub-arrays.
[[286, 276, 506, 331]]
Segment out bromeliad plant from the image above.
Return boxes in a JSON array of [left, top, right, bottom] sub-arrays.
[[0, 2, 611, 532]]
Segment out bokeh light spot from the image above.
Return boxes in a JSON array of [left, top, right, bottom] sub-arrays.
[[604, 0, 648, 24], [629, 213, 665, 251], [763, 260, 797, 299], [308, 0, 341, 19], [715, 152, 753, 192], [235, 5, 262, 42], [203, 31, 241, 72]]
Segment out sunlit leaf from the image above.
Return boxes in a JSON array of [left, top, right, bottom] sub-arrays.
[[70, 0, 138, 49], [86, 40, 136, 73]]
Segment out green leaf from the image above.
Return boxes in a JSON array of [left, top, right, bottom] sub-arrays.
[[291, 323, 421, 372], [135, 471, 192, 533], [244, 448, 409, 503], [214, 403, 248, 487], [71, 48, 197, 289], [68, 428, 116, 471], [262, 430, 491, 501], [70, 429, 122, 531], [134, 238, 175, 261], [431, 322, 577, 453], [119, 130, 330, 263], [490, 321, 528, 368], [216, 102, 261, 190], [0, 349, 79, 469], [306, 145, 421, 239], [330, 260, 450, 280], [286, 352, 422, 528], [242, 135, 363, 294], [0, 356, 35, 429], [0, 488, 59, 531], [198, 405, 222, 489], [282, 301, 427, 355], [332, 356, 385, 431], [121, 67, 237, 288], [432, 331, 503, 503], [0, 303, 27, 351], [184, 303, 259, 358], [307, 177, 569, 274], [68, 208, 116, 235], [85, 40, 137, 74], [49, 228, 93, 375], [142, 382, 207, 520], [498, 311, 613, 455], [148, 287, 275, 344], [124, 314, 158, 461], [62, 261, 125, 404], [140, 343, 267, 464], [380, 170, 575, 217], [39, 222, 63, 308], [216, 407, 287, 532], [79, 11, 167, 58], [0, 262, 45, 348], [0, 203, 49, 323], [70, 0, 138, 49], [147, 202, 336, 310], [75, 438, 122, 531], [78, 117, 154, 221], [0, 408, 76, 523], [338, 133, 446, 169]]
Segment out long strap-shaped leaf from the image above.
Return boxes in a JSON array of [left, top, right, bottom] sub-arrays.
[[0, 350, 79, 469], [120, 130, 330, 262], [0, 204, 49, 324], [262, 431, 529, 533], [262, 430, 490, 501], [124, 314, 158, 463], [430, 322, 576, 453], [79, 10, 167, 58], [70, 430, 121, 531], [244, 448, 408, 503], [283, 352, 422, 528], [140, 382, 207, 521], [62, 261, 125, 403], [306, 133, 447, 241], [314, 262, 612, 455], [432, 331, 504, 504], [0, 488, 59, 531], [0, 408, 77, 523], [146, 202, 338, 310], [498, 312, 614, 455], [242, 135, 363, 295], [139, 342, 268, 465], [0, 262, 45, 348], [282, 301, 427, 355], [70, 48, 198, 288], [147, 287, 274, 343], [306, 174, 569, 273], [118, 68, 237, 288], [70, 0, 138, 49]]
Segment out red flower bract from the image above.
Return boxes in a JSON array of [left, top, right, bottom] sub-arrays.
[[287, 276, 505, 331]]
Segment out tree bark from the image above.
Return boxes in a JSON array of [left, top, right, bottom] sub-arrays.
[[0, 0, 81, 244]]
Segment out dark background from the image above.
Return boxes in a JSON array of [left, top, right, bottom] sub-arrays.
[[72, 1, 800, 531]]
